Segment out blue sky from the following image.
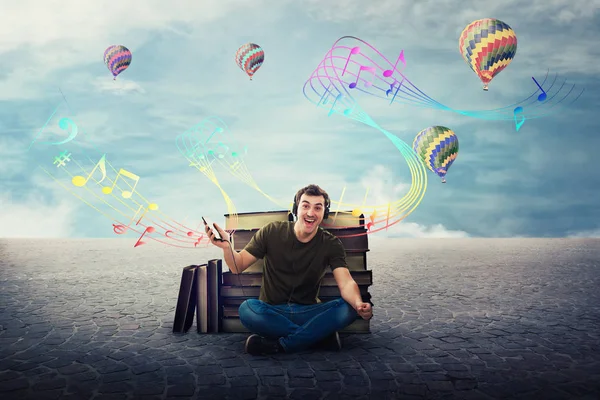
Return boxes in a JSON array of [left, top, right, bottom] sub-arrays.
[[1, 0, 599, 241]]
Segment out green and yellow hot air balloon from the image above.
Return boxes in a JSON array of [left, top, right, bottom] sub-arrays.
[[459, 18, 517, 91], [412, 126, 459, 184]]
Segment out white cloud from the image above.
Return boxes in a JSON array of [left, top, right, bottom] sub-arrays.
[[383, 222, 469, 238], [92, 77, 146, 96], [0, 136, 28, 179], [0, 180, 78, 238], [0, 1, 597, 240], [301, 0, 600, 75], [0, 0, 277, 100], [350, 164, 470, 238], [567, 229, 600, 238]]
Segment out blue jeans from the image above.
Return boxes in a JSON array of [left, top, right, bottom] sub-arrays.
[[238, 298, 358, 353]]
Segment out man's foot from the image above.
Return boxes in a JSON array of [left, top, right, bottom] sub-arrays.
[[315, 331, 342, 351], [244, 334, 284, 356]]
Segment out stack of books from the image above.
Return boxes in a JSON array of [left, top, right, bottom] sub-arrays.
[[220, 210, 373, 333], [172, 259, 222, 334]]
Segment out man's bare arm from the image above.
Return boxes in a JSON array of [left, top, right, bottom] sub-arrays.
[[223, 248, 257, 274]]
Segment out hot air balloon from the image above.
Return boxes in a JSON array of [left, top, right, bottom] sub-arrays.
[[458, 18, 517, 91], [235, 43, 264, 80], [104, 45, 132, 80], [412, 126, 459, 183]]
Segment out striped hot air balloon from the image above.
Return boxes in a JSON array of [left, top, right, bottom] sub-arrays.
[[235, 43, 264, 80], [458, 18, 517, 91], [412, 126, 459, 184], [104, 45, 132, 80]]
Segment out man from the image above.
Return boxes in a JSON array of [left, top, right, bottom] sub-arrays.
[[205, 184, 373, 355]]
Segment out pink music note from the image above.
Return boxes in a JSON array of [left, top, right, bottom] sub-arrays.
[[349, 66, 375, 89], [383, 50, 406, 77], [113, 224, 127, 235], [341, 47, 360, 76], [193, 235, 205, 247], [134, 226, 155, 247]]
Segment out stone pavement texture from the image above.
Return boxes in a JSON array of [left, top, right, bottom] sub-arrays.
[[0, 237, 599, 399]]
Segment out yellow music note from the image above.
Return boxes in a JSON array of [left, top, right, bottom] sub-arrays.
[[132, 203, 159, 225], [102, 169, 140, 198], [72, 154, 108, 187], [230, 161, 241, 171], [352, 186, 369, 217]]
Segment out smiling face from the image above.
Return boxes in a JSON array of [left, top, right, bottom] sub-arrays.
[[295, 193, 326, 239]]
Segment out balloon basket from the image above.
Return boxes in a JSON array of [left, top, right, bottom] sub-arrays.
[[482, 84, 488, 91]]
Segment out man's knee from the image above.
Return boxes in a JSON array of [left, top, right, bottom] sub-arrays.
[[333, 298, 359, 326], [239, 299, 265, 326]]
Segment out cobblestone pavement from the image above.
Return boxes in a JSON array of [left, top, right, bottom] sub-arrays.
[[0, 238, 599, 399]]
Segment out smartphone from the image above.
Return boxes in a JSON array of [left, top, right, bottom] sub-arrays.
[[202, 216, 223, 241]]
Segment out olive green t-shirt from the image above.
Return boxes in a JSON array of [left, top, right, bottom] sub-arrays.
[[243, 221, 348, 305]]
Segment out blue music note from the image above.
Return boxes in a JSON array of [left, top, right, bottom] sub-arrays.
[[531, 77, 547, 102]]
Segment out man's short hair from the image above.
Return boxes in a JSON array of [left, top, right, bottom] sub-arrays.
[[294, 184, 330, 209]]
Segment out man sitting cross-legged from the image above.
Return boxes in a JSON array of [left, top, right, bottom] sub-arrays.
[[204, 184, 373, 355]]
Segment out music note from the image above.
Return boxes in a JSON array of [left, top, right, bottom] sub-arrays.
[[134, 203, 159, 225], [318, 84, 333, 107], [189, 154, 204, 167], [193, 235, 205, 247], [341, 47, 361, 76], [134, 226, 155, 247], [383, 50, 406, 78], [531, 77, 547, 102], [186, 142, 205, 158], [216, 142, 229, 159], [388, 78, 405, 104], [386, 203, 391, 231], [349, 66, 375, 89], [112, 203, 159, 236], [366, 210, 377, 230], [206, 127, 224, 143], [231, 146, 247, 158], [102, 169, 140, 198], [41, 117, 79, 146], [230, 161, 241, 171], [328, 94, 344, 116], [343, 104, 355, 116], [72, 154, 108, 187], [513, 107, 526, 131], [113, 223, 127, 235], [165, 230, 174, 238]]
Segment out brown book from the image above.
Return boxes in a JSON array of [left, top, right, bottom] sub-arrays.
[[195, 265, 208, 333], [224, 210, 292, 230], [221, 317, 370, 333], [173, 265, 199, 334], [222, 270, 372, 287], [231, 226, 369, 253], [321, 211, 365, 229], [224, 210, 366, 231], [206, 259, 222, 333]]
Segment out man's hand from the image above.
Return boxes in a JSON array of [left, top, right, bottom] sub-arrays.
[[355, 301, 373, 320], [205, 222, 230, 249]]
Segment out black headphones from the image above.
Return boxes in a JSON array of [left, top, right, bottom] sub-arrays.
[[292, 193, 330, 220]]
